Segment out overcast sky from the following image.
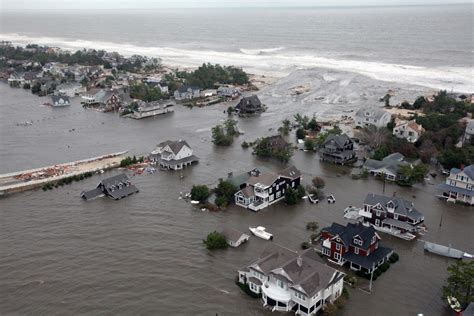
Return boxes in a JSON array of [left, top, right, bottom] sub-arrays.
[[1, 0, 468, 10]]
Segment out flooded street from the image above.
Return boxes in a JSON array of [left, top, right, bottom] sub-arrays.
[[1, 83, 473, 315]]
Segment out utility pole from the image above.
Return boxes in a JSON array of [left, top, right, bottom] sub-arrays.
[[382, 172, 386, 194], [369, 267, 374, 293]]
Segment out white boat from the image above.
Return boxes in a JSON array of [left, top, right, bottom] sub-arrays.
[[308, 194, 319, 204], [447, 296, 462, 312], [327, 195, 335, 204], [190, 200, 200, 205], [249, 226, 273, 240], [424, 241, 473, 259]]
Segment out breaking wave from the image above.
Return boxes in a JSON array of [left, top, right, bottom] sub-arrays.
[[1, 33, 472, 93]]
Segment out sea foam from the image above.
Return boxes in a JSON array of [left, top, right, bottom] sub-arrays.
[[1, 33, 472, 93]]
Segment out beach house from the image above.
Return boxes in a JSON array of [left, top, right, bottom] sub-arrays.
[[174, 85, 201, 101], [320, 222, 393, 274], [437, 165, 474, 205], [235, 95, 263, 114], [51, 95, 71, 107], [354, 107, 392, 128], [149, 140, 199, 170], [319, 134, 355, 165], [237, 244, 344, 315], [392, 119, 424, 143], [221, 227, 250, 247], [363, 153, 410, 181], [234, 165, 301, 211], [81, 174, 139, 201]]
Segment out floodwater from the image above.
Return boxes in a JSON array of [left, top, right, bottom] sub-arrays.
[[1, 83, 473, 315]]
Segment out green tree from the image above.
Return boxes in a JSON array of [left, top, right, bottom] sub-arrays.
[[397, 164, 429, 186], [284, 188, 298, 205], [252, 136, 294, 163], [224, 118, 238, 136], [307, 117, 318, 131], [31, 82, 41, 94], [372, 145, 391, 161], [306, 221, 319, 231], [442, 261, 473, 309], [296, 185, 306, 199], [191, 185, 210, 202], [214, 179, 237, 207], [278, 119, 291, 136], [304, 138, 316, 151], [211, 125, 233, 146], [203, 231, 228, 250], [296, 128, 306, 140]]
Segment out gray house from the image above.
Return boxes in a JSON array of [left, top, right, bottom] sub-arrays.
[[51, 95, 71, 107], [81, 174, 139, 201], [174, 85, 201, 101], [217, 86, 240, 99], [363, 153, 411, 181], [235, 95, 263, 114], [355, 107, 392, 128], [319, 134, 355, 165]]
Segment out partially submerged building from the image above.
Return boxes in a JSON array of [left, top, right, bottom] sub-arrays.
[[149, 140, 199, 170], [363, 153, 411, 181], [235, 95, 263, 115], [234, 165, 301, 211], [221, 227, 250, 247], [81, 174, 139, 200], [437, 165, 474, 205], [237, 244, 344, 315], [319, 134, 355, 165]]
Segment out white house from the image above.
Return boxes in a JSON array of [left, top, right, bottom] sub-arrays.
[[437, 165, 474, 205], [392, 119, 424, 143], [355, 107, 392, 129], [238, 244, 345, 315], [221, 227, 250, 247], [149, 140, 199, 170], [462, 121, 474, 146]]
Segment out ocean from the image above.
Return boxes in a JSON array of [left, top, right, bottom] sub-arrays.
[[1, 4, 473, 92]]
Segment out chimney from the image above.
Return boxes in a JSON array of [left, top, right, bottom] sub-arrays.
[[392, 191, 397, 197], [297, 256, 303, 267], [227, 172, 233, 179], [461, 164, 464, 171]]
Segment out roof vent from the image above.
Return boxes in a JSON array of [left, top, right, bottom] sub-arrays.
[[297, 256, 303, 267]]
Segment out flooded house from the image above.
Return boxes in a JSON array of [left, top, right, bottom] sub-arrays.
[[237, 244, 344, 315], [353, 193, 425, 240], [235, 95, 263, 115], [51, 95, 70, 107], [56, 82, 85, 97], [217, 86, 240, 99], [234, 165, 301, 211], [363, 153, 411, 181], [82, 89, 122, 111], [319, 134, 355, 165], [128, 101, 174, 119], [149, 140, 199, 170], [221, 227, 250, 247], [81, 174, 139, 201], [174, 85, 201, 101], [437, 165, 474, 205], [320, 222, 393, 274]]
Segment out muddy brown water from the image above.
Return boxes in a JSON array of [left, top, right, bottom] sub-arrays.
[[1, 84, 473, 315]]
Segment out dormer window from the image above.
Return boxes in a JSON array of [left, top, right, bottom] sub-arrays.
[[354, 238, 363, 246]]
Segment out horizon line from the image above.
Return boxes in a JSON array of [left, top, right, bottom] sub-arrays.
[[2, 2, 471, 12]]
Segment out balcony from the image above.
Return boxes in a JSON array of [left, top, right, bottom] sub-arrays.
[[262, 283, 292, 303]]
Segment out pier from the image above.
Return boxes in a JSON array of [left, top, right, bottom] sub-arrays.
[[0, 151, 128, 196]]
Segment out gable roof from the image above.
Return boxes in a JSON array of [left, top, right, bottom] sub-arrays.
[[279, 165, 302, 180], [157, 140, 191, 155], [243, 244, 341, 297], [100, 174, 139, 200], [323, 134, 352, 148], [363, 152, 408, 175], [355, 107, 390, 121], [322, 222, 378, 250], [221, 227, 249, 243], [236, 95, 262, 111], [177, 85, 200, 93], [450, 165, 474, 179], [51, 95, 70, 104], [363, 193, 424, 221]]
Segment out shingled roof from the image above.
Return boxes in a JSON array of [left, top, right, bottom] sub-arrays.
[[364, 193, 424, 221], [321, 222, 379, 250], [157, 140, 191, 155], [243, 244, 343, 297]]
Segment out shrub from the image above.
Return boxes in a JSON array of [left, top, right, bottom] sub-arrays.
[[285, 188, 298, 205], [301, 241, 311, 250], [389, 252, 399, 263], [296, 127, 306, 139], [203, 231, 228, 250], [296, 185, 306, 199], [306, 221, 319, 231], [323, 303, 338, 316], [304, 138, 316, 151], [380, 262, 390, 273], [241, 141, 250, 148], [214, 179, 237, 207], [215, 196, 228, 207], [312, 176, 325, 189], [191, 185, 210, 202]]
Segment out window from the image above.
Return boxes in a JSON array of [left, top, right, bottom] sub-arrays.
[[322, 247, 331, 256], [354, 238, 362, 246], [354, 247, 359, 254], [376, 210, 381, 216], [278, 280, 284, 288], [334, 252, 341, 261], [336, 243, 341, 250]]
